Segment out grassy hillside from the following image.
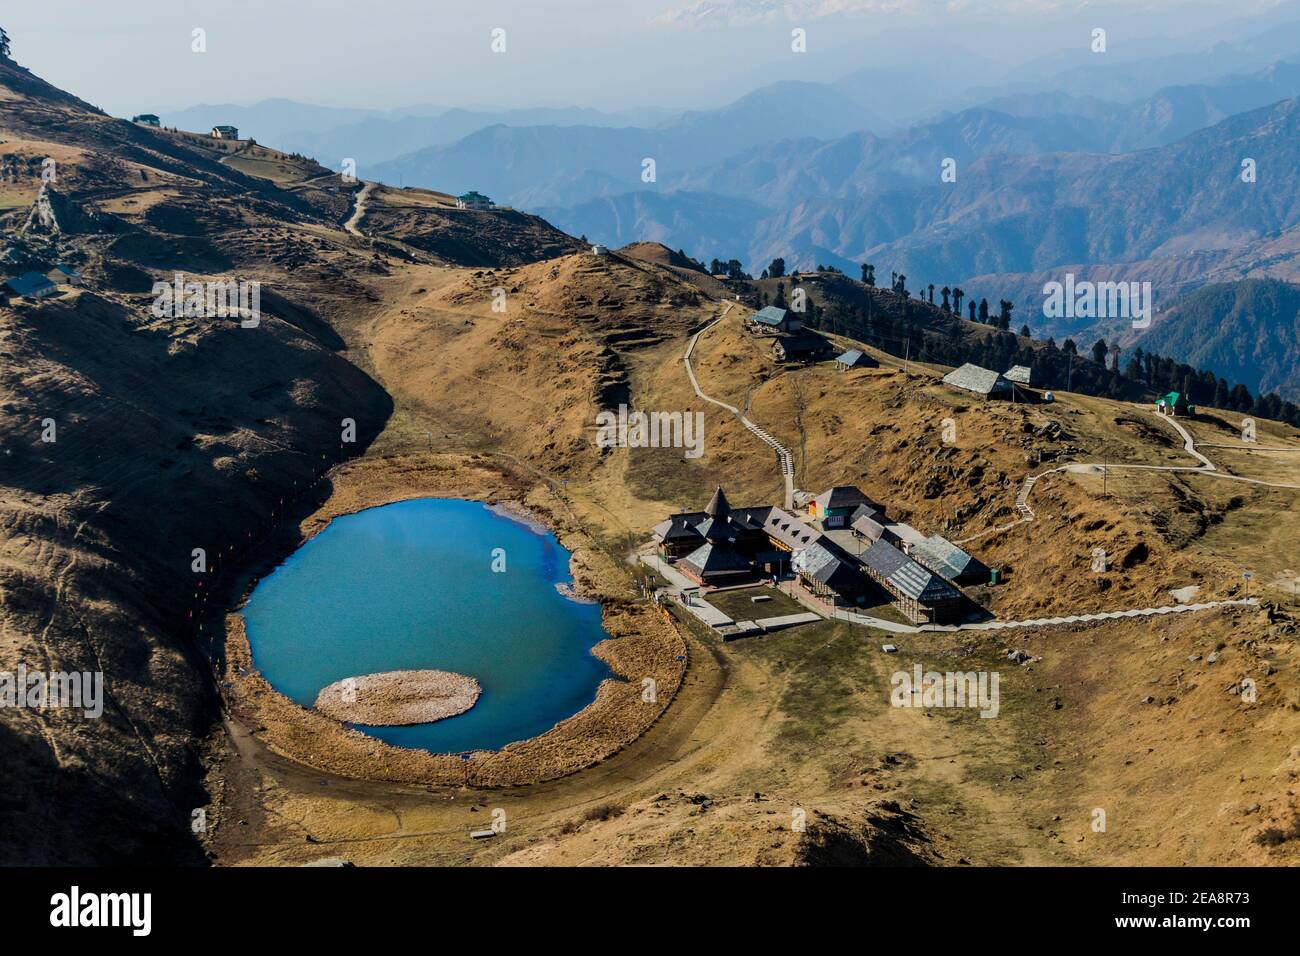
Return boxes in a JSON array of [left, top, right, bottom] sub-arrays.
[[0, 56, 395, 862]]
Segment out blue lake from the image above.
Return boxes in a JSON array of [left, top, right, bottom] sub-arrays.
[[242, 498, 612, 753]]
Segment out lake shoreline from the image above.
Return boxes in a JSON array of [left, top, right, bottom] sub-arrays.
[[487, 499, 552, 537], [219, 451, 688, 788]]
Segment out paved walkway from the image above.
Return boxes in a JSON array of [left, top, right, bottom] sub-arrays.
[[639, 554, 734, 627], [834, 597, 1260, 634], [641, 555, 824, 637], [684, 303, 797, 509], [1198, 442, 1300, 452]]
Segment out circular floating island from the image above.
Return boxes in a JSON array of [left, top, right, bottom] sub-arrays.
[[314, 669, 481, 726]]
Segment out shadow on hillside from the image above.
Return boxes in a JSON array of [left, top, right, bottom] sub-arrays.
[[0, 714, 209, 866]]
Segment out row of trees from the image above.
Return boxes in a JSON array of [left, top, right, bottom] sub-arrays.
[[816, 295, 1135, 397], [1122, 346, 1300, 424], [1019, 336, 1300, 425], [856, 261, 1022, 331], [709, 257, 751, 280], [801, 267, 1300, 426], [761, 258, 847, 280]]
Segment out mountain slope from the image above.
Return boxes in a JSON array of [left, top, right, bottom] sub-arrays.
[[0, 53, 397, 863], [1134, 279, 1300, 401], [537, 190, 770, 264], [867, 96, 1300, 283]]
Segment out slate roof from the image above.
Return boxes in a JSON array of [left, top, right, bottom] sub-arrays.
[[761, 509, 821, 549], [848, 502, 885, 524], [775, 330, 831, 357], [704, 486, 731, 517], [652, 513, 705, 544], [731, 505, 776, 528], [656, 495, 774, 549], [943, 363, 1010, 396], [753, 306, 789, 327], [859, 540, 960, 604], [1004, 364, 1034, 384], [3, 271, 56, 297], [911, 535, 989, 582], [814, 486, 876, 512], [835, 349, 877, 367], [884, 521, 929, 547], [850, 513, 896, 544], [680, 542, 752, 576], [793, 540, 867, 591], [694, 515, 737, 543]]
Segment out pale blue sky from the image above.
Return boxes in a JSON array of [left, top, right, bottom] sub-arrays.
[[2, 0, 1291, 116]]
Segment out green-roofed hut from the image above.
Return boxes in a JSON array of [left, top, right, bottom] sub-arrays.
[[1156, 391, 1192, 416], [456, 191, 493, 210]]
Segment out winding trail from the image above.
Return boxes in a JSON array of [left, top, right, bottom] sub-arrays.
[[955, 409, 1300, 548], [680, 323, 1293, 634], [684, 303, 797, 508], [344, 181, 373, 237]]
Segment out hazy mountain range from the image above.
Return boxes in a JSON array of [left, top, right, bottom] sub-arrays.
[[351, 61, 1300, 268], [156, 18, 1300, 400], [159, 99, 677, 168]]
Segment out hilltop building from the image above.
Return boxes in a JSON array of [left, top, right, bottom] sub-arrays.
[[678, 541, 755, 587], [808, 486, 883, 529], [943, 363, 1014, 399], [747, 305, 803, 335], [654, 488, 785, 585], [835, 348, 878, 371], [1004, 364, 1036, 386], [456, 191, 493, 210], [3, 271, 58, 299], [910, 535, 991, 586], [772, 329, 832, 363], [857, 539, 963, 624], [49, 264, 80, 286], [590, 244, 609, 256], [1156, 391, 1192, 416], [132, 114, 160, 127], [653, 513, 710, 560], [850, 508, 901, 548], [792, 540, 871, 607], [210, 125, 239, 140]]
